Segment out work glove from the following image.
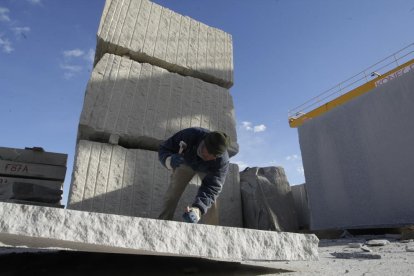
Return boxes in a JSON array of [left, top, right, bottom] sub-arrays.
[[182, 206, 201, 223], [165, 154, 185, 170]]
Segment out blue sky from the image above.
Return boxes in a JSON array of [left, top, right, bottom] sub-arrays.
[[1, 0, 413, 206]]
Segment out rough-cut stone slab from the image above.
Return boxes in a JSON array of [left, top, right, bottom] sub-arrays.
[[68, 140, 242, 228], [95, 0, 234, 89], [0, 147, 67, 166], [79, 53, 238, 156], [0, 202, 319, 261], [240, 167, 298, 232], [299, 70, 414, 230], [0, 160, 66, 181]]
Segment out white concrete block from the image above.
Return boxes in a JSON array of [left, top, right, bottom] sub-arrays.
[[68, 141, 242, 227], [0, 202, 319, 261], [79, 54, 239, 156], [95, 0, 234, 88]]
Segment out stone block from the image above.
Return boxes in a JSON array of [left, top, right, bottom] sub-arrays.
[[240, 167, 299, 232], [68, 140, 242, 228], [79, 54, 238, 156], [0, 176, 62, 203], [299, 70, 414, 230], [0, 160, 66, 181], [291, 184, 310, 229], [0, 202, 319, 261], [95, 0, 234, 89], [0, 147, 67, 166]]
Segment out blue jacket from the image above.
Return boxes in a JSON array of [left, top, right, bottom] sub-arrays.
[[158, 127, 229, 214]]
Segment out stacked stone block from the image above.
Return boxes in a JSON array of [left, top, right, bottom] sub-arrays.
[[68, 0, 240, 227], [79, 54, 238, 156], [95, 0, 234, 89], [0, 147, 67, 207], [68, 140, 242, 227]]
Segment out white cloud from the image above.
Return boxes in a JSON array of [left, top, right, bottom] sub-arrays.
[[27, 0, 42, 5], [296, 166, 304, 176], [241, 121, 267, 133], [253, 124, 266, 132], [60, 64, 82, 72], [286, 154, 300, 161], [0, 7, 10, 22], [63, 49, 84, 58], [241, 121, 252, 131], [0, 36, 14, 53], [84, 48, 95, 63], [12, 27, 31, 38]]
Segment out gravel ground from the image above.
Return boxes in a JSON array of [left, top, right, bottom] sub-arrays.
[[249, 236, 414, 275]]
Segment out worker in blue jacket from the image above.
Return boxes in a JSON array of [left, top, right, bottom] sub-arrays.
[[158, 127, 230, 224]]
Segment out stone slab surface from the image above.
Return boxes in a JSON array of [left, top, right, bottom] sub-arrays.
[[79, 53, 238, 156], [0, 160, 67, 181], [95, 0, 233, 89], [67, 140, 242, 228], [299, 70, 414, 230], [0, 147, 67, 166], [0, 202, 319, 261], [240, 167, 299, 232]]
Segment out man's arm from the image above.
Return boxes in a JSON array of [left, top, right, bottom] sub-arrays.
[[192, 161, 229, 214]]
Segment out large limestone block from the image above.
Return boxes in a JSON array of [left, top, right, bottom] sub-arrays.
[[240, 167, 299, 232], [299, 70, 414, 230], [95, 0, 234, 89], [68, 140, 242, 228], [0, 147, 67, 166], [79, 53, 238, 156], [0, 202, 319, 261]]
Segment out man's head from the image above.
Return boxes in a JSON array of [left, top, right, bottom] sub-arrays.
[[199, 131, 229, 161]]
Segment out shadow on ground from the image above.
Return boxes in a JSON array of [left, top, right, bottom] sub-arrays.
[[0, 250, 291, 276]]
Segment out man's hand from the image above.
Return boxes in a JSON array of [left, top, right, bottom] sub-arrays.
[[165, 154, 185, 170], [182, 206, 201, 223]]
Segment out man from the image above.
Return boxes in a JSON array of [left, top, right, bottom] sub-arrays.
[[158, 127, 230, 224]]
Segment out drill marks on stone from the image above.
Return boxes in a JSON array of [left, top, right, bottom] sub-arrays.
[[81, 142, 102, 212], [143, 2, 162, 57], [154, 7, 172, 61], [165, 11, 181, 65], [95, 0, 234, 88], [119, 149, 136, 216], [92, 143, 113, 212], [176, 16, 190, 70], [80, 54, 238, 155], [103, 145, 127, 214], [130, 0, 151, 53]]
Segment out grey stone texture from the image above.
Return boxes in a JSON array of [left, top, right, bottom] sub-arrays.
[[239, 167, 299, 232], [79, 53, 238, 156], [291, 184, 310, 229], [0, 202, 319, 261], [0, 147, 68, 166], [299, 70, 414, 230], [95, 0, 234, 89], [67, 140, 242, 228]]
